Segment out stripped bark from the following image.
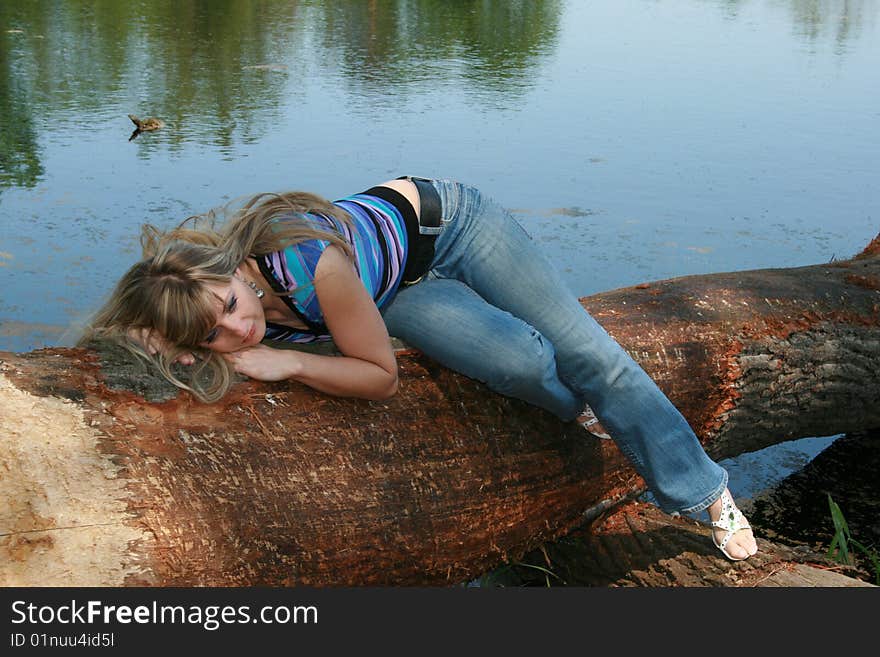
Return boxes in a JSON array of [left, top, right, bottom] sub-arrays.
[[1, 236, 879, 586]]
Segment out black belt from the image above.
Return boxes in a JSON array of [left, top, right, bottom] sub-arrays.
[[399, 176, 442, 285]]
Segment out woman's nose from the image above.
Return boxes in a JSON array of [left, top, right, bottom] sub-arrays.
[[221, 317, 247, 338]]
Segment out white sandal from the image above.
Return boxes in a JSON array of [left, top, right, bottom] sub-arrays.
[[710, 489, 752, 561], [576, 404, 612, 440]]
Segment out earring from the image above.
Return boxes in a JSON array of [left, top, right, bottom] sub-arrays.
[[247, 280, 265, 299]]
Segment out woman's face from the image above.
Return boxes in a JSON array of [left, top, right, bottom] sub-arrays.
[[199, 273, 267, 352]]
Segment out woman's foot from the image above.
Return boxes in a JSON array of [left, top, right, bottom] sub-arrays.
[[707, 489, 758, 561]]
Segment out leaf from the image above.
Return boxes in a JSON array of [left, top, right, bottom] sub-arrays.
[[827, 494, 852, 565]]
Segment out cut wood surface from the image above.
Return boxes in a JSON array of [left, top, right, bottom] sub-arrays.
[[2, 236, 879, 586]]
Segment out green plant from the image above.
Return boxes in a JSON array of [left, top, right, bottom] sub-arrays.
[[477, 560, 565, 587], [826, 494, 880, 585], [510, 561, 566, 587]]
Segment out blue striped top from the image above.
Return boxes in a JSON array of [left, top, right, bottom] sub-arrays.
[[255, 190, 410, 343]]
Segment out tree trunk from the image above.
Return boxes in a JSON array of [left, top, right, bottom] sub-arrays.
[[486, 499, 874, 587], [490, 429, 880, 587], [2, 237, 879, 586]]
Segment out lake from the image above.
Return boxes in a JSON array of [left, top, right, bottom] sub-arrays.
[[1, 0, 878, 499]]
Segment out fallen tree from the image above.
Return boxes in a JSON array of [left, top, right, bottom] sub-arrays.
[[495, 500, 875, 587], [487, 430, 880, 587], [2, 235, 879, 586]]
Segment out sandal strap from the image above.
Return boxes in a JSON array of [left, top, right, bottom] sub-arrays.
[[711, 490, 751, 532], [717, 530, 733, 552], [711, 516, 751, 531]]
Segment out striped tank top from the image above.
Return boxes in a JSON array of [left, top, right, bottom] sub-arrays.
[[254, 187, 411, 343]]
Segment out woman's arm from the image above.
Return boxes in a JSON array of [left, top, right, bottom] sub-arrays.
[[223, 245, 399, 400]]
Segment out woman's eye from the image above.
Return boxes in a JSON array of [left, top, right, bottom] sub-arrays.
[[204, 328, 219, 344], [226, 296, 237, 313]]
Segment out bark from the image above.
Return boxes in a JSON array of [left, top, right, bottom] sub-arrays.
[[1, 237, 879, 586], [492, 430, 880, 587], [487, 500, 874, 587]]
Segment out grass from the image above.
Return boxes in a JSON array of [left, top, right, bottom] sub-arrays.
[[826, 493, 880, 585], [477, 560, 566, 587]]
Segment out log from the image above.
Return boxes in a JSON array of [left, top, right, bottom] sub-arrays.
[[488, 429, 880, 587], [483, 500, 874, 587], [2, 236, 879, 586]]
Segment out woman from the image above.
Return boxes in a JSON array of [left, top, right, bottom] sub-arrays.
[[82, 176, 757, 561]]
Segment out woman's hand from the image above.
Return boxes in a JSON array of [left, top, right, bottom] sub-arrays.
[[222, 344, 299, 381], [217, 246, 398, 399], [127, 327, 196, 366]]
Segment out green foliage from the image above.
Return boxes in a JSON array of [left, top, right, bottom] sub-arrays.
[[826, 494, 880, 585]]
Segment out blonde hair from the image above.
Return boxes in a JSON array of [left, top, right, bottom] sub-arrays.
[[80, 191, 352, 402]]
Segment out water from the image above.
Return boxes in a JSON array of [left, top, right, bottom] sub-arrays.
[[1, 0, 878, 498]]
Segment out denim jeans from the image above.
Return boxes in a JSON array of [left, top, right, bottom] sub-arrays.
[[381, 180, 727, 514]]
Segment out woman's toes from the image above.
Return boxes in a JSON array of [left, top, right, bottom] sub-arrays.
[[727, 541, 749, 560], [729, 529, 757, 559], [747, 533, 759, 556]]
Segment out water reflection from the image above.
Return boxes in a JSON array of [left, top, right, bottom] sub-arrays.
[[0, 0, 563, 189], [318, 0, 561, 96], [2, 0, 874, 191], [781, 0, 873, 50], [710, 0, 874, 50], [0, 64, 42, 191]]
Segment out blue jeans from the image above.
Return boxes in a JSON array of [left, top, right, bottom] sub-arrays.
[[382, 180, 727, 514]]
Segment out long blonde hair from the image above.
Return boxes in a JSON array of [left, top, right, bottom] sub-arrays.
[[80, 191, 352, 402]]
